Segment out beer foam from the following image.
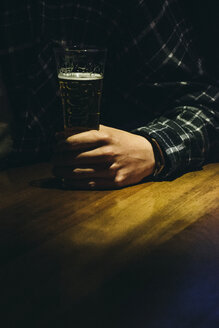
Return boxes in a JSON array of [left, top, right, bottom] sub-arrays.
[[58, 72, 103, 80]]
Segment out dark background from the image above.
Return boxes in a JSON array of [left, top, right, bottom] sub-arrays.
[[183, 0, 219, 74]]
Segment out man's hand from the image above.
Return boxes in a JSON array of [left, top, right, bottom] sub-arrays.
[[52, 125, 155, 189]]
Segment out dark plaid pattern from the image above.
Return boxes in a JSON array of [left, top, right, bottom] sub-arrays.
[[0, 0, 218, 177]]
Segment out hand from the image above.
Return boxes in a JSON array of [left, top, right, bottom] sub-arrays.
[[52, 125, 155, 189]]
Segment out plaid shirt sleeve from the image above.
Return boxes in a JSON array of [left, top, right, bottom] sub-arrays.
[[1, 0, 219, 176], [129, 0, 219, 178]]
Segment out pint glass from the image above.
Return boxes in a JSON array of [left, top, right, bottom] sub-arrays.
[[54, 41, 107, 136]]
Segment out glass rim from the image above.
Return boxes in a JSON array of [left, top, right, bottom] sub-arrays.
[[53, 40, 107, 53]]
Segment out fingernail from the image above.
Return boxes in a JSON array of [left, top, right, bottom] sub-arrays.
[[88, 181, 96, 189]]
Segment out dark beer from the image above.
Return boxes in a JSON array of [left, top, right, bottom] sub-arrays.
[[58, 72, 103, 135]]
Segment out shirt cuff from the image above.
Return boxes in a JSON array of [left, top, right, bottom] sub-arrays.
[[132, 122, 194, 179]]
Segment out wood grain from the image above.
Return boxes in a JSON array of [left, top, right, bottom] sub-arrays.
[[0, 162, 218, 327]]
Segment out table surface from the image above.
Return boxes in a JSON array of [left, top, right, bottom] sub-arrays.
[[0, 162, 219, 328]]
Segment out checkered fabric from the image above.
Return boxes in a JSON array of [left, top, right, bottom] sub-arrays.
[[0, 0, 218, 178]]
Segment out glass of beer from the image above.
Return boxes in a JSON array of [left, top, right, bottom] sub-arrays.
[[54, 41, 107, 136]]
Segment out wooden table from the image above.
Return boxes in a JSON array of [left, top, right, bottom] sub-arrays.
[[0, 162, 219, 327]]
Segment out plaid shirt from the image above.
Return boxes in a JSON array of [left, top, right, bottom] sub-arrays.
[[0, 0, 218, 178]]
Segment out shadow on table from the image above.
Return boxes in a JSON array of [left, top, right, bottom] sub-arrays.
[[30, 177, 66, 189], [50, 212, 219, 328]]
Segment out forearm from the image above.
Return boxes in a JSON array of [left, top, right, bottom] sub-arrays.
[[133, 103, 219, 179]]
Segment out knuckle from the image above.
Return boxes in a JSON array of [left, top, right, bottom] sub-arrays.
[[99, 132, 110, 144], [103, 146, 115, 159], [109, 163, 118, 175], [114, 173, 125, 188]]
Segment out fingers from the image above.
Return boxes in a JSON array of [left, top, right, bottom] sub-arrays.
[[56, 129, 109, 151], [53, 145, 115, 166], [52, 163, 131, 189], [53, 166, 116, 179], [52, 125, 152, 190]]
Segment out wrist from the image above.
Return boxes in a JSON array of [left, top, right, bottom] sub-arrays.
[[146, 136, 165, 177]]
